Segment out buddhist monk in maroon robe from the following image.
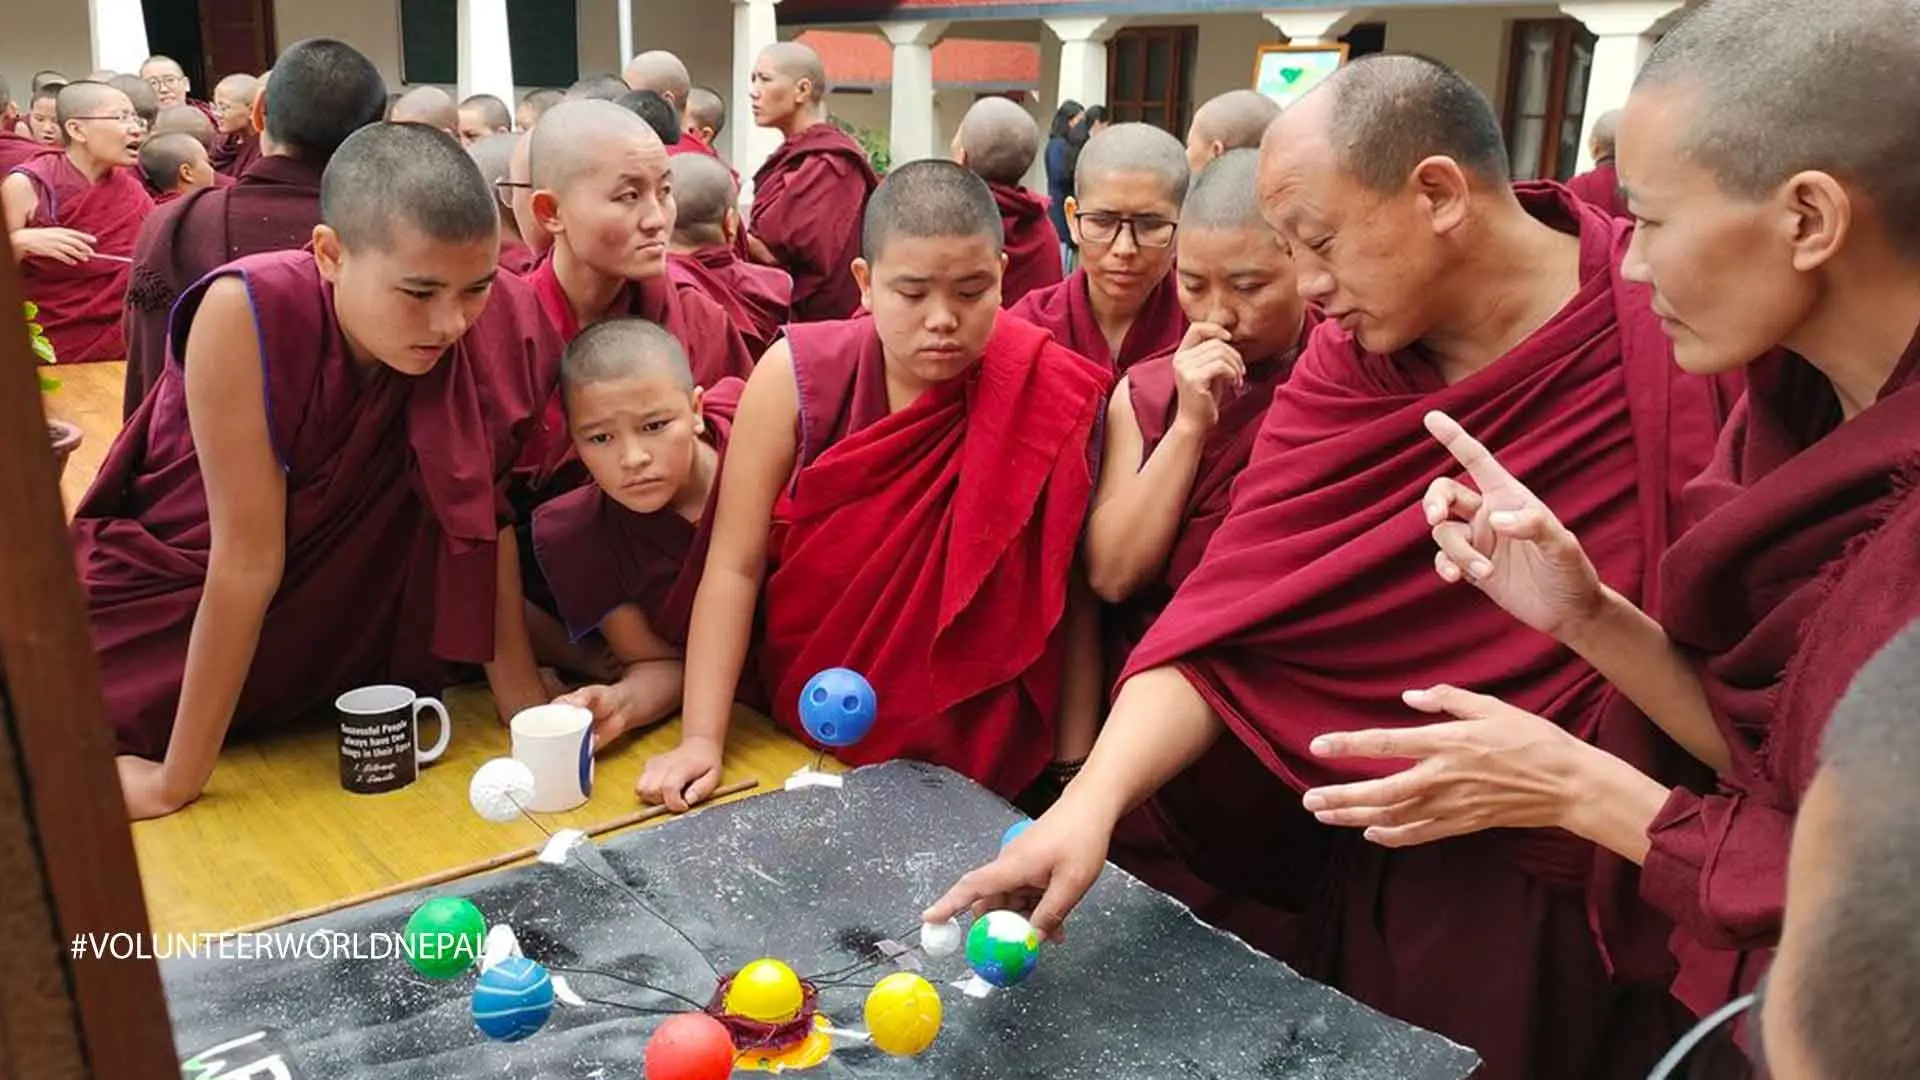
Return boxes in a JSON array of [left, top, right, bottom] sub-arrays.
[[745, 43, 877, 322], [207, 72, 260, 174], [515, 100, 754, 501], [1008, 123, 1188, 372], [948, 97, 1062, 307], [1082, 150, 1323, 960], [667, 153, 791, 360], [0, 77, 46, 172], [78, 123, 557, 822], [639, 160, 1107, 812], [532, 320, 763, 751], [1295, 9, 1920, 1073], [931, 57, 1738, 1080], [122, 39, 387, 420], [3, 81, 151, 364], [1184, 89, 1280, 179], [1566, 111, 1629, 219]]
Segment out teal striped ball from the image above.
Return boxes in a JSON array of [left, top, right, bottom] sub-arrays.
[[471, 957, 554, 1042]]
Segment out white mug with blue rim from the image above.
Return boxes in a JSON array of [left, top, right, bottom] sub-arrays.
[[509, 703, 594, 812]]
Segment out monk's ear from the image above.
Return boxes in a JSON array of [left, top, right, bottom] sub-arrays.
[[689, 385, 706, 433], [723, 207, 739, 244], [530, 189, 565, 237], [1063, 195, 1081, 246], [852, 257, 874, 312], [312, 225, 346, 283], [1780, 170, 1850, 274], [1410, 155, 1471, 237], [249, 88, 267, 133]]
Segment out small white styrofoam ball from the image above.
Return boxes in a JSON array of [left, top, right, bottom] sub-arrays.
[[470, 757, 537, 823], [920, 919, 963, 958]]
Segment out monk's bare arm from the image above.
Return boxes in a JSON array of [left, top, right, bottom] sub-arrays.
[[169, 276, 288, 803], [1563, 587, 1732, 773], [1084, 379, 1207, 602], [2, 173, 34, 233], [1062, 666, 1224, 825], [484, 527, 548, 722], [1054, 566, 1102, 764], [676, 343, 800, 746]]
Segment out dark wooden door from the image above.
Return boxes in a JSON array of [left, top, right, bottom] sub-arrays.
[[199, 0, 277, 82]]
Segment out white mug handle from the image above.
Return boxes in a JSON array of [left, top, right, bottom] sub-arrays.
[[414, 697, 452, 764]]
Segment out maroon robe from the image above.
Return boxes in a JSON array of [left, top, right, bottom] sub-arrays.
[[211, 131, 261, 179], [668, 129, 726, 167], [1645, 334, 1920, 1024], [0, 128, 48, 172], [668, 245, 792, 361], [1007, 268, 1187, 373], [762, 315, 1109, 798], [500, 236, 541, 277], [1121, 188, 1735, 1080], [74, 250, 560, 759], [12, 153, 152, 364], [988, 181, 1063, 308], [749, 122, 877, 322], [122, 154, 325, 419], [1566, 162, 1629, 220]]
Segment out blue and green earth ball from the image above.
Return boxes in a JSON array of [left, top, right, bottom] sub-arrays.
[[965, 910, 1040, 988]]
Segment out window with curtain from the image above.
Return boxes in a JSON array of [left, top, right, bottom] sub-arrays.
[[400, 0, 580, 88], [1502, 18, 1597, 181], [1106, 27, 1198, 135]]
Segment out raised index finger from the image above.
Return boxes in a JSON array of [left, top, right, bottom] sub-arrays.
[[1423, 410, 1520, 492]]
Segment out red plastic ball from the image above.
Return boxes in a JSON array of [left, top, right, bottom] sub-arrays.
[[645, 1013, 736, 1080]]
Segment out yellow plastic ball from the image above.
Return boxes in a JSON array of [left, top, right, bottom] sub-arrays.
[[724, 959, 804, 1024], [864, 972, 942, 1057]]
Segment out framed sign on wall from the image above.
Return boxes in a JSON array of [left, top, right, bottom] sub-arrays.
[[1252, 42, 1351, 109]]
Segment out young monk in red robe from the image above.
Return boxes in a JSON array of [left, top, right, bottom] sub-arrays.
[[517, 99, 754, 498], [122, 39, 387, 420], [534, 319, 756, 750], [0, 75, 47, 173], [1292, 3, 1920, 1067], [76, 122, 558, 821], [466, 131, 540, 276], [1086, 149, 1322, 959], [745, 42, 878, 322], [138, 132, 216, 204], [208, 73, 260, 177], [930, 55, 1738, 1080], [1008, 123, 1188, 372], [667, 153, 792, 361], [638, 160, 1108, 812], [3, 81, 152, 364], [25, 87, 61, 147], [623, 50, 726, 164], [949, 96, 1061, 308]]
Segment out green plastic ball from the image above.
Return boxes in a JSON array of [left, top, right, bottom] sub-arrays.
[[403, 897, 486, 980]]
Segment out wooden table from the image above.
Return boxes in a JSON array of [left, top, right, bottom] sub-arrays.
[[130, 685, 827, 936]]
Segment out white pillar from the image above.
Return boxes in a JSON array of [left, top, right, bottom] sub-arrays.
[[1261, 8, 1355, 45], [734, 0, 785, 205], [1560, 1, 1684, 171], [1045, 17, 1123, 111], [457, 0, 516, 106], [883, 21, 948, 166], [618, 0, 635, 70], [88, 0, 151, 75]]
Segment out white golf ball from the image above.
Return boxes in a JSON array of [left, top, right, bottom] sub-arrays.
[[469, 757, 537, 823], [920, 919, 963, 958]]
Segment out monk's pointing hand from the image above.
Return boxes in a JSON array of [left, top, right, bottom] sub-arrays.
[[922, 803, 1108, 943], [1421, 410, 1605, 638], [1172, 323, 1245, 432]]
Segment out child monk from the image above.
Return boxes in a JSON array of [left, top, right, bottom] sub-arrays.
[[138, 131, 216, 204], [950, 96, 1061, 307], [74, 122, 560, 820], [666, 153, 792, 360], [535, 319, 756, 749], [3, 80, 152, 363], [639, 160, 1109, 811], [1088, 150, 1320, 954], [1009, 122, 1188, 372], [25, 86, 61, 145]]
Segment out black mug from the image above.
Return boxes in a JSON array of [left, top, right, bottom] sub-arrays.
[[335, 685, 452, 795]]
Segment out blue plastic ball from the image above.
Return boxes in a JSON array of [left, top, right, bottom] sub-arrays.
[[471, 956, 554, 1042], [1000, 819, 1033, 848], [799, 668, 877, 748]]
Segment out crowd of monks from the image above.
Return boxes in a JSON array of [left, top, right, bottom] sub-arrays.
[[8, 0, 1920, 1074]]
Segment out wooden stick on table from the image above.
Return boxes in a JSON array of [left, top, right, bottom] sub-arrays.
[[230, 778, 761, 934]]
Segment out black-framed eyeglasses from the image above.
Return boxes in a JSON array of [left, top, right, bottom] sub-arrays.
[[1074, 211, 1178, 248], [494, 177, 532, 207], [1646, 992, 1758, 1080]]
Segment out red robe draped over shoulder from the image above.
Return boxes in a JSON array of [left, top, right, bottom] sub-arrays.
[[122, 154, 325, 419], [499, 236, 541, 277], [749, 122, 877, 322], [74, 250, 560, 759], [1567, 161, 1629, 220], [988, 181, 1064, 308], [211, 131, 261, 179], [12, 153, 153, 363], [1121, 188, 1735, 1080], [1006, 267, 1186, 373], [0, 128, 48, 172], [761, 315, 1109, 798], [668, 245, 793, 361], [1645, 334, 1920, 1022]]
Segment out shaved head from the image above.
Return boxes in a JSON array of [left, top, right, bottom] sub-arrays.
[[138, 56, 184, 78], [670, 153, 736, 245], [529, 98, 663, 191], [862, 158, 1003, 262], [391, 86, 457, 133], [106, 74, 159, 124], [1182, 149, 1266, 232], [519, 88, 565, 128], [1296, 54, 1510, 193], [955, 96, 1039, 186], [623, 50, 692, 106], [31, 71, 67, 94], [1588, 109, 1621, 160], [619, 89, 681, 144], [56, 81, 124, 132], [139, 131, 206, 191], [568, 74, 631, 102], [468, 131, 518, 187], [152, 104, 215, 148], [1636, 0, 1920, 257], [761, 42, 826, 104], [561, 317, 694, 406], [507, 132, 545, 254], [1189, 90, 1282, 156], [460, 93, 511, 132], [215, 72, 258, 101], [1074, 121, 1191, 207], [688, 86, 725, 139], [264, 38, 388, 165], [321, 122, 497, 252]]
